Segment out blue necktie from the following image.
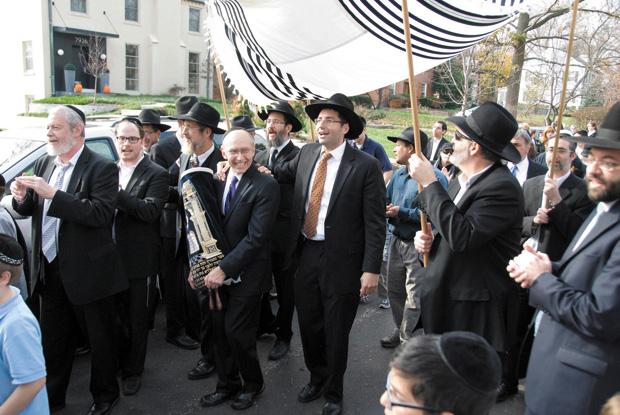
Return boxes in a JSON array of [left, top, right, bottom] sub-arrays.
[[510, 165, 518, 177], [224, 176, 238, 215]]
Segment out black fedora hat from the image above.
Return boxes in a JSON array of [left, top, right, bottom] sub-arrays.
[[387, 127, 429, 150], [171, 96, 198, 119], [305, 93, 363, 139], [176, 102, 226, 134], [231, 115, 258, 132], [258, 100, 303, 132], [447, 102, 520, 163], [566, 101, 620, 150], [138, 109, 171, 132]]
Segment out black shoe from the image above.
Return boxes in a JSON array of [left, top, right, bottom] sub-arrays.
[[50, 403, 66, 413], [84, 397, 119, 415], [75, 346, 91, 356], [230, 384, 264, 410], [256, 325, 275, 339], [122, 375, 141, 396], [166, 334, 199, 350], [298, 382, 326, 403], [380, 329, 400, 349], [496, 382, 518, 402], [268, 339, 290, 361], [322, 401, 343, 415], [200, 391, 236, 407], [188, 357, 216, 380]]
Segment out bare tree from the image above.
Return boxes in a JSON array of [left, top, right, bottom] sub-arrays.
[[79, 35, 107, 104]]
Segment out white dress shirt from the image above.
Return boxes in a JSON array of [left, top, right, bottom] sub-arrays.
[[304, 141, 347, 241], [506, 157, 530, 187], [118, 155, 143, 190]]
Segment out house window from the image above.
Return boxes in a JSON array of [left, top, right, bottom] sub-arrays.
[[421, 82, 428, 97], [23, 41, 33, 73], [125, 0, 138, 22], [189, 8, 201, 32], [71, 0, 86, 13], [125, 44, 139, 91], [188, 52, 200, 94]]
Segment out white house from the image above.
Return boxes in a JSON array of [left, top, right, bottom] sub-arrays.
[[0, 0, 213, 117]]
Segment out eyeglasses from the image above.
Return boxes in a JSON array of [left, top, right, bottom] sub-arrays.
[[265, 119, 286, 126], [116, 136, 142, 144], [226, 148, 253, 156], [313, 118, 346, 126], [546, 147, 571, 155], [385, 373, 442, 413], [442, 148, 454, 155], [454, 130, 471, 141], [581, 154, 620, 171]]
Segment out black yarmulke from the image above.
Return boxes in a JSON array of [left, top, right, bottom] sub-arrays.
[[0, 234, 24, 266], [437, 331, 502, 395], [64, 105, 86, 124]]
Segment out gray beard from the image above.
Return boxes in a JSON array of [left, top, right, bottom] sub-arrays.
[[181, 139, 195, 156], [267, 132, 286, 149], [47, 137, 76, 156]]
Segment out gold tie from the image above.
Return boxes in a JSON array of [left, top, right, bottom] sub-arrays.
[[303, 151, 332, 239]]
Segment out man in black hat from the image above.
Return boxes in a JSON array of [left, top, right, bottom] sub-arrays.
[[381, 332, 501, 415], [172, 101, 226, 376], [409, 101, 524, 402], [11, 105, 127, 414], [273, 93, 385, 415], [381, 128, 448, 349], [350, 117, 393, 184], [138, 109, 171, 154], [508, 101, 620, 415], [152, 96, 200, 351], [253, 100, 301, 360]]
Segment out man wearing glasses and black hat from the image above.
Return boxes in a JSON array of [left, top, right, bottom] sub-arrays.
[[273, 93, 385, 415], [507, 101, 620, 415], [138, 109, 171, 154], [409, 101, 524, 402]]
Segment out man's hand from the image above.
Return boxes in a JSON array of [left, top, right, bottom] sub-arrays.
[[408, 153, 437, 187], [360, 272, 379, 297], [506, 244, 552, 289], [385, 203, 399, 218], [215, 161, 230, 181], [187, 272, 196, 290], [543, 177, 562, 207], [204, 266, 226, 289], [414, 227, 433, 255], [14, 175, 57, 200], [257, 165, 272, 175], [533, 207, 551, 225], [10, 174, 29, 203]]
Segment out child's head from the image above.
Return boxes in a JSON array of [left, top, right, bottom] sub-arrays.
[[0, 234, 24, 286]]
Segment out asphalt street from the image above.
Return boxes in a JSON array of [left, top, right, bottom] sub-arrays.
[[58, 295, 526, 415]]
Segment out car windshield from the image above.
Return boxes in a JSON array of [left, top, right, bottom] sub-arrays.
[[0, 138, 42, 173]]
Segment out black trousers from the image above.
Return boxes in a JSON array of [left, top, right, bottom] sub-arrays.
[[41, 259, 119, 407], [272, 250, 298, 342], [116, 278, 149, 378], [161, 236, 185, 338], [211, 289, 263, 394], [295, 241, 359, 403]]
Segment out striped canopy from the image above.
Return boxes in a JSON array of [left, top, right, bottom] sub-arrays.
[[205, 0, 526, 105]]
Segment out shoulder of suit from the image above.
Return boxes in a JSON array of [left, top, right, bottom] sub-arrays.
[[141, 156, 168, 174]]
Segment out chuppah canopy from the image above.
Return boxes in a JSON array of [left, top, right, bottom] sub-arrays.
[[205, 0, 528, 105]]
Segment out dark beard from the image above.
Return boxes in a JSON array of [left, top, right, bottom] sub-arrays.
[[267, 131, 286, 149], [587, 175, 620, 202]]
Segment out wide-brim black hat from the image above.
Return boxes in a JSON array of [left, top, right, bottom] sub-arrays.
[[387, 127, 429, 150], [176, 102, 226, 134], [231, 115, 258, 132], [171, 96, 198, 119], [139, 109, 171, 132], [565, 101, 620, 150], [447, 101, 520, 163], [305, 93, 363, 139], [258, 100, 303, 132]]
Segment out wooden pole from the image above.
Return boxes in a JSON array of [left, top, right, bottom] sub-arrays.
[[215, 59, 231, 130], [548, 0, 579, 185], [307, 99, 317, 142], [401, 0, 429, 266]]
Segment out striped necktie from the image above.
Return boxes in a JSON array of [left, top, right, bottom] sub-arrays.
[[42, 162, 71, 262]]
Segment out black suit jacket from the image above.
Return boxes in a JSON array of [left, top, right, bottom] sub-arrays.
[[275, 143, 386, 295], [150, 134, 181, 170], [526, 159, 548, 180], [522, 173, 594, 261], [218, 165, 280, 296], [13, 147, 127, 305], [115, 157, 169, 279], [416, 163, 524, 351], [424, 137, 450, 163], [525, 202, 620, 415], [255, 141, 300, 253]]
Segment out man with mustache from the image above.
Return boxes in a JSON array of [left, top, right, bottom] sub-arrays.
[[507, 101, 620, 415]]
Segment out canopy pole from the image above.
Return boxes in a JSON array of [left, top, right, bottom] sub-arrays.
[[401, 0, 429, 267], [215, 59, 231, 130], [546, 0, 579, 206]]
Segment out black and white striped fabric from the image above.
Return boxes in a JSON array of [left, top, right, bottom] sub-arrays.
[[205, 0, 525, 105]]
